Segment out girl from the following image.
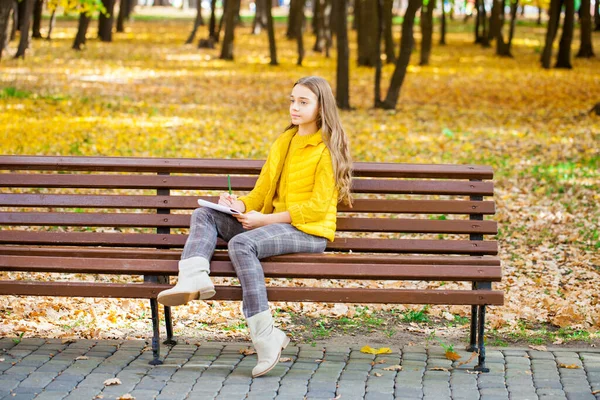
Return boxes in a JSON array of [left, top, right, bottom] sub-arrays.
[[158, 76, 353, 378]]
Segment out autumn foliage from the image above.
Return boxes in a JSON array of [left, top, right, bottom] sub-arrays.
[[0, 18, 599, 341]]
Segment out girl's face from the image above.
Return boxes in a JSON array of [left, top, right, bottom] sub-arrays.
[[289, 84, 320, 130]]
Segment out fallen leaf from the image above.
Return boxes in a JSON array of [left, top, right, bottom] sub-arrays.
[[429, 367, 450, 372], [239, 347, 256, 356], [279, 357, 292, 362], [361, 345, 392, 355], [371, 359, 387, 366], [75, 356, 89, 360], [529, 345, 547, 351], [61, 339, 76, 344], [117, 395, 135, 400], [382, 365, 402, 371], [315, 359, 325, 363], [558, 363, 580, 369], [445, 351, 461, 361], [373, 372, 382, 377], [553, 338, 564, 345], [456, 351, 478, 367], [103, 378, 122, 386]]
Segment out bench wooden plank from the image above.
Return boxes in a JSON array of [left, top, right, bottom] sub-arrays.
[[0, 156, 494, 179], [0, 231, 498, 254], [0, 246, 502, 265], [0, 256, 502, 281], [0, 174, 494, 196], [0, 212, 498, 234], [0, 281, 504, 305], [0, 194, 496, 214]]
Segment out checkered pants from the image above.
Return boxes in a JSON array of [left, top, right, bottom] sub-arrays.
[[182, 208, 328, 318]]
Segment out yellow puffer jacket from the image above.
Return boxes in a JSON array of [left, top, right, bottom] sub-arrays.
[[239, 128, 338, 241]]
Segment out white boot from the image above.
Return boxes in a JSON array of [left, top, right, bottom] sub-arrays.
[[247, 310, 291, 378], [157, 257, 215, 306]]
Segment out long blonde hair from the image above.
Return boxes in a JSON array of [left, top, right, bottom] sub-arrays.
[[285, 76, 353, 207]]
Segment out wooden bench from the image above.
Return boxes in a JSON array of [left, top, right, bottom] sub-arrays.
[[0, 155, 502, 371]]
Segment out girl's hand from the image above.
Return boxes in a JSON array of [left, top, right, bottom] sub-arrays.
[[234, 211, 267, 230], [218, 193, 246, 213]]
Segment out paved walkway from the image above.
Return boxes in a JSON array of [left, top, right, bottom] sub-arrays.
[[0, 337, 599, 400]]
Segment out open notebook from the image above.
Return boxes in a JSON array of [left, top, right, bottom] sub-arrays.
[[197, 199, 242, 215]]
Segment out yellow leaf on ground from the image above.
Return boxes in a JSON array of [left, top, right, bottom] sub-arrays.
[[360, 345, 392, 355], [239, 347, 256, 356], [429, 367, 450, 372], [117, 395, 135, 400], [279, 357, 292, 362], [558, 363, 580, 369], [373, 372, 382, 377], [445, 351, 461, 361], [103, 378, 122, 386], [382, 365, 403, 371]]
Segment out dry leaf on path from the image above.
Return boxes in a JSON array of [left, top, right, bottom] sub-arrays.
[[529, 345, 547, 351], [103, 378, 122, 386], [382, 365, 403, 371], [445, 351, 461, 361], [75, 356, 89, 360], [239, 348, 256, 356], [361, 345, 392, 355], [279, 357, 292, 362], [558, 363, 580, 369], [371, 359, 387, 366], [373, 372, 382, 377], [429, 367, 450, 372], [117, 395, 135, 400], [456, 352, 478, 367]]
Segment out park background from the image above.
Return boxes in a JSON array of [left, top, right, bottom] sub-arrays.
[[0, 0, 599, 348]]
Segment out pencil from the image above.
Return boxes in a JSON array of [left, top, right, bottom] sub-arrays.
[[227, 175, 232, 195]]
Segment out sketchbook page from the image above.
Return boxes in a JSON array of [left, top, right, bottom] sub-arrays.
[[197, 199, 241, 215]]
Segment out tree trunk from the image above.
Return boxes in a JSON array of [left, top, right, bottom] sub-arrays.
[[252, 0, 267, 34], [375, 0, 383, 106], [335, 0, 351, 109], [220, 0, 239, 59], [537, 5, 543, 25], [186, 0, 204, 43], [208, 0, 218, 40], [31, 0, 42, 39], [295, 0, 306, 65], [419, 0, 435, 65], [313, 0, 325, 51], [440, 0, 446, 45], [99, 0, 116, 42], [46, 8, 56, 39], [0, 0, 12, 60], [357, 0, 379, 67], [595, 0, 600, 31], [541, 0, 561, 68], [117, 0, 126, 32], [265, 0, 277, 64], [72, 12, 91, 51], [383, 0, 395, 62], [323, 0, 332, 57], [379, 0, 423, 109], [14, 0, 33, 58], [576, 0, 594, 57], [287, 0, 299, 39], [555, 0, 574, 68], [125, 0, 134, 19], [478, 0, 490, 46], [497, 0, 518, 57], [217, 0, 227, 41], [474, 0, 481, 42], [488, 0, 501, 41]]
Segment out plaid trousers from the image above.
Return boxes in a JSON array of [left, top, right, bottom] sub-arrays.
[[182, 207, 328, 318]]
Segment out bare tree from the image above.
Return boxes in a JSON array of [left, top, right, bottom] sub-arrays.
[[420, 0, 435, 66], [576, 0, 594, 57], [265, 0, 278, 65], [220, 0, 240, 60], [335, 0, 351, 109], [377, 0, 423, 109], [14, 0, 34, 58], [0, 0, 13, 60]]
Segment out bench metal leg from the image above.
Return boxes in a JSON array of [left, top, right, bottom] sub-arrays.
[[163, 306, 177, 346], [474, 305, 490, 373], [149, 299, 163, 366], [466, 304, 478, 352]]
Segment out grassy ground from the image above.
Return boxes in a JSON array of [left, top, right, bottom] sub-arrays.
[[0, 14, 599, 348]]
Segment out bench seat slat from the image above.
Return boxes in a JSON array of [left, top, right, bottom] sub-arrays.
[[0, 174, 494, 196], [0, 194, 496, 214], [0, 212, 498, 234], [0, 156, 494, 179], [0, 231, 498, 255], [0, 256, 502, 281], [0, 246, 501, 264], [0, 281, 504, 305]]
